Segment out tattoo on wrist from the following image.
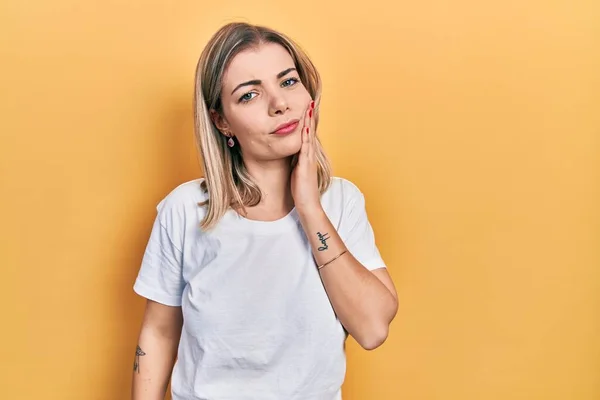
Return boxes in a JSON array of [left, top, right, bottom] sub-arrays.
[[316, 232, 330, 251], [134, 345, 146, 374]]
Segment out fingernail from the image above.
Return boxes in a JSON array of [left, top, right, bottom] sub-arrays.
[[310, 101, 315, 109], [309, 109, 313, 118]]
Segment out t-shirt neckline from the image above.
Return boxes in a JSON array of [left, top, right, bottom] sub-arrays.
[[220, 206, 301, 235]]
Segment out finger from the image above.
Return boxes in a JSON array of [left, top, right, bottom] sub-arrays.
[[309, 101, 316, 146], [305, 101, 312, 134], [302, 127, 310, 151], [299, 124, 309, 160], [306, 138, 314, 163], [304, 101, 312, 143], [305, 101, 315, 160], [301, 100, 310, 131]]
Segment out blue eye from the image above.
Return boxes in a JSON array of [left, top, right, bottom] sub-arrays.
[[282, 77, 299, 87], [239, 92, 256, 103], [238, 78, 299, 104]]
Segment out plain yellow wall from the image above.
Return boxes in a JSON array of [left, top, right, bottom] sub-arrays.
[[1, 1, 599, 399]]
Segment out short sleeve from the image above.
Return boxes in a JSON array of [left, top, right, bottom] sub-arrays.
[[339, 183, 387, 271], [133, 199, 185, 307]]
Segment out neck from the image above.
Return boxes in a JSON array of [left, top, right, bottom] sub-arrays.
[[243, 156, 295, 214]]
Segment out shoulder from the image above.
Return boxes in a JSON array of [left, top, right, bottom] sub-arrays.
[[154, 178, 208, 220], [325, 176, 365, 203], [321, 176, 367, 219]]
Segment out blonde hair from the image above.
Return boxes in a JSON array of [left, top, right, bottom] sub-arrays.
[[193, 22, 332, 231]]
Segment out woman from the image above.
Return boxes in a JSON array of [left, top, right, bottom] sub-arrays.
[[131, 22, 398, 400]]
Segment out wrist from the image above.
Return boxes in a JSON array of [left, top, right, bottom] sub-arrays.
[[296, 203, 324, 219]]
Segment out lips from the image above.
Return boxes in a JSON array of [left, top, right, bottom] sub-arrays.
[[271, 119, 300, 135]]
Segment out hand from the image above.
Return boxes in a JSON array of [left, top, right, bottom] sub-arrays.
[[291, 100, 321, 215]]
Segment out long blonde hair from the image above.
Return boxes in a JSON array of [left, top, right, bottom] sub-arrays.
[[194, 22, 332, 231]]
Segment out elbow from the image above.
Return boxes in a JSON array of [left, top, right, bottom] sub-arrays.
[[360, 299, 398, 351], [360, 325, 390, 351]]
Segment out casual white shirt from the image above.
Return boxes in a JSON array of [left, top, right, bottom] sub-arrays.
[[133, 176, 386, 400]]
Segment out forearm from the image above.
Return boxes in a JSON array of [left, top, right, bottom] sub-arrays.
[[297, 207, 397, 350], [131, 327, 180, 400]]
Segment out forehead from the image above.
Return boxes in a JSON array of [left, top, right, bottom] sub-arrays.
[[222, 42, 295, 91]]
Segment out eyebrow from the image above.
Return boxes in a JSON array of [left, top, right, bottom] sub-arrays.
[[230, 67, 297, 95]]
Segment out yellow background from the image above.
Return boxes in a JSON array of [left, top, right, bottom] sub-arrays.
[[1, 1, 599, 399]]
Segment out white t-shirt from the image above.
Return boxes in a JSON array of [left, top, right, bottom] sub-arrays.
[[133, 176, 386, 400]]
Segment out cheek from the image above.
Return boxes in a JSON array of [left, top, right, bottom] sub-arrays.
[[228, 109, 265, 137], [300, 83, 313, 100], [291, 87, 312, 109]]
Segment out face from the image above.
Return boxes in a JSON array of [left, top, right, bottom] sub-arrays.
[[212, 42, 312, 162]]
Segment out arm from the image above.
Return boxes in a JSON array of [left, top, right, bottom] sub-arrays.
[[291, 101, 398, 350], [298, 207, 398, 350], [132, 300, 183, 400]]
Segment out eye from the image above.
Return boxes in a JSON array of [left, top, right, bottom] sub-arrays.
[[238, 92, 257, 103], [281, 77, 299, 87]]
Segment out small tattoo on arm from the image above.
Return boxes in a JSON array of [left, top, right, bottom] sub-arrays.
[[134, 345, 146, 374], [316, 232, 330, 251]]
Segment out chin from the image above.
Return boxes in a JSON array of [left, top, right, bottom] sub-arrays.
[[279, 144, 302, 158], [270, 131, 301, 156]]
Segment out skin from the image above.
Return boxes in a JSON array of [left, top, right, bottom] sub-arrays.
[[132, 41, 398, 399], [211, 41, 397, 346], [211, 42, 313, 221]]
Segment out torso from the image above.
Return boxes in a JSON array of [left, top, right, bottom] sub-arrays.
[[169, 178, 351, 400]]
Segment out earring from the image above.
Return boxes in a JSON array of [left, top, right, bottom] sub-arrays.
[[227, 136, 235, 148]]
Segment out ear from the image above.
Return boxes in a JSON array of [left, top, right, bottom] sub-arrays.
[[209, 109, 231, 137]]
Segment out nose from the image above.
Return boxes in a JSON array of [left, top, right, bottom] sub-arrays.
[[268, 91, 289, 116]]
